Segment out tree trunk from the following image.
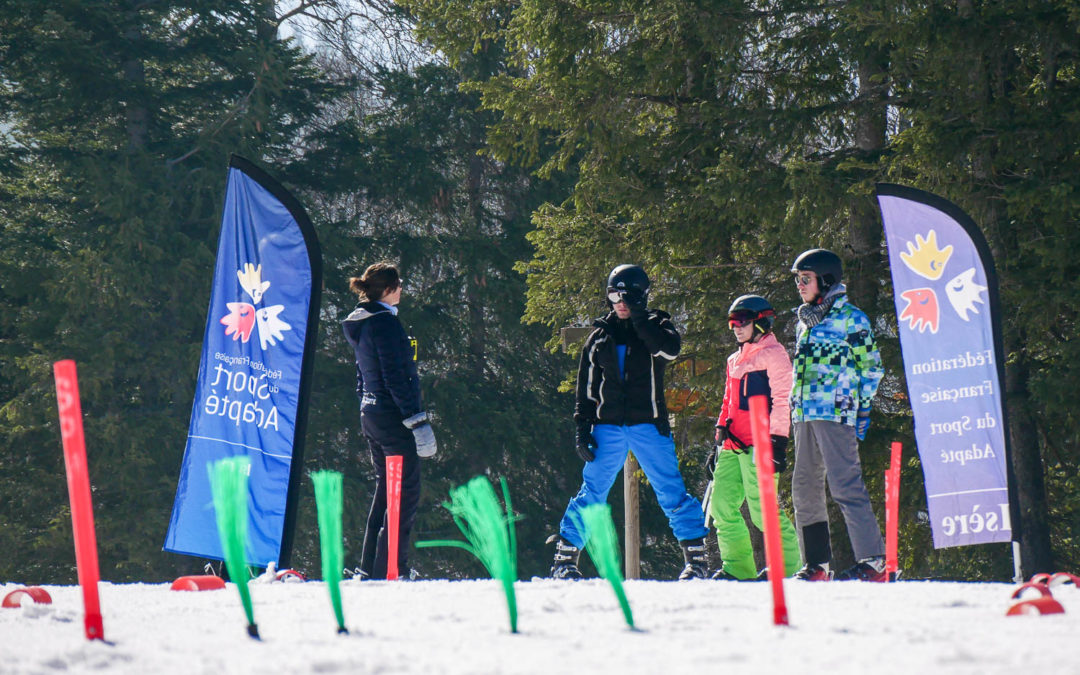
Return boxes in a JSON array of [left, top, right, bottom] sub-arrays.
[[845, 50, 888, 308], [122, 11, 147, 154], [466, 152, 487, 381], [624, 453, 641, 579], [960, 2, 1053, 575]]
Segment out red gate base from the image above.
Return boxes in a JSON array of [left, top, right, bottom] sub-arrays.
[[1006, 597, 1065, 616], [2, 587, 53, 607]]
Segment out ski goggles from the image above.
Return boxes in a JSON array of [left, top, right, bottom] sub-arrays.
[[607, 288, 645, 305], [728, 309, 774, 328], [728, 311, 757, 328]]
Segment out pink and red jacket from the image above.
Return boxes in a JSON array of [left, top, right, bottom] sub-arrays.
[[716, 332, 793, 450]]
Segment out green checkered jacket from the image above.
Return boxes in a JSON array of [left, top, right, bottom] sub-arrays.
[[791, 295, 883, 426]]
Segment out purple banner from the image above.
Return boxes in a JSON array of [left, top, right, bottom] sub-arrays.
[[876, 184, 1012, 548]]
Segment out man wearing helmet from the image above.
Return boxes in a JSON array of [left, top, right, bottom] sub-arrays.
[[789, 249, 886, 581], [706, 294, 802, 580], [549, 264, 710, 580]]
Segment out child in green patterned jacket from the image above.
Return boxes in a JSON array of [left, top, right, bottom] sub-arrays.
[[789, 249, 885, 582]]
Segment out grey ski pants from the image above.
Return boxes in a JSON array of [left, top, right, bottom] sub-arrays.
[[792, 420, 884, 561]]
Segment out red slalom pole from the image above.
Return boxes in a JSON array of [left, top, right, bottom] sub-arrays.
[[53, 360, 105, 641], [385, 455, 404, 581], [748, 395, 789, 626], [885, 442, 902, 581]]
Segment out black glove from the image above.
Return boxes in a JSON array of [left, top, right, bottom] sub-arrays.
[[622, 289, 648, 317], [715, 419, 733, 444], [770, 435, 788, 472], [575, 422, 596, 462], [705, 445, 719, 477]]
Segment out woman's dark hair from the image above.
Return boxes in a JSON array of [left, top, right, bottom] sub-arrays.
[[349, 262, 401, 302]]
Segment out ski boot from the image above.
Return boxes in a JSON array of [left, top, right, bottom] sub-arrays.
[[836, 556, 887, 582], [547, 534, 583, 580], [793, 562, 832, 581], [678, 538, 709, 580]]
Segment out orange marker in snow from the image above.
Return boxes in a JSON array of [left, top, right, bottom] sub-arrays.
[[748, 395, 789, 626], [385, 455, 404, 580], [53, 360, 105, 641], [885, 442, 902, 581]]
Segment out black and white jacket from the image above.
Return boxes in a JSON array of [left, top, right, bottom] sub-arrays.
[[574, 309, 680, 432]]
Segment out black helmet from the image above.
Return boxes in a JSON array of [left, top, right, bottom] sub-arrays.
[[791, 248, 843, 293], [606, 264, 650, 304], [728, 294, 775, 335]]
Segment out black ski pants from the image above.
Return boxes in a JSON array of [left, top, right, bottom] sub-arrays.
[[359, 408, 421, 579]]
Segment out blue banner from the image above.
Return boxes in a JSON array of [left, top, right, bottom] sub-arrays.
[[165, 156, 321, 566], [876, 184, 1012, 548]]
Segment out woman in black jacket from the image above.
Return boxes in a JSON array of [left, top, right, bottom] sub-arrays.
[[342, 262, 437, 579]]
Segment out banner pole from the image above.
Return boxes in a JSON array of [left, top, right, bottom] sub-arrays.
[[748, 395, 788, 626], [1012, 541, 1023, 583]]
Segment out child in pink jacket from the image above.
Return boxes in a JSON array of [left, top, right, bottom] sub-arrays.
[[706, 295, 802, 579]]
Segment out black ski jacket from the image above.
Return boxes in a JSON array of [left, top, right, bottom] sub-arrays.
[[574, 308, 680, 432], [341, 302, 421, 420]]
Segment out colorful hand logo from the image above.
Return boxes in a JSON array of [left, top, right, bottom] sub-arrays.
[[221, 262, 292, 350], [900, 230, 953, 281], [256, 305, 292, 349], [220, 302, 256, 343], [945, 268, 987, 321], [237, 263, 271, 304], [899, 288, 939, 334]]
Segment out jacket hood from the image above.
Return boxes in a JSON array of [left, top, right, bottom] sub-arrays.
[[342, 302, 392, 347]]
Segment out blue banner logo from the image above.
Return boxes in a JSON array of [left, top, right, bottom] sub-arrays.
[[165, 157, 320, 566]]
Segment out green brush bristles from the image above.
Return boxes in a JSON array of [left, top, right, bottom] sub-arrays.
[[580, 503, 635, 629], [417, 476, 519, 633], [208, 456, 258, 638], [312, 470, 347, 634]]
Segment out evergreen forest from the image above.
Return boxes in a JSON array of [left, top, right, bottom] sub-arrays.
[[1, 1, 1078, 583]]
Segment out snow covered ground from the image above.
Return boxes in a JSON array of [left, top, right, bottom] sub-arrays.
[[1, 576, 1076, 674]]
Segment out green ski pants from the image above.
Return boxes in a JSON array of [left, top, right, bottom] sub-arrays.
[[709, 448, 802, 579]]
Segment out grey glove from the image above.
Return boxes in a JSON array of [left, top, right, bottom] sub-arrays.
[[403, 412, 438, 458]]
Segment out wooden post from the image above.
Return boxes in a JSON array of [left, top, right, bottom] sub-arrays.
[[624, 453, 640, 579]]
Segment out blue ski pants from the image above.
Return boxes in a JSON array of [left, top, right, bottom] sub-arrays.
[[559, 423, 709, 548]]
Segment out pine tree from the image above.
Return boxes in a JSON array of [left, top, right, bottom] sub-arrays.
[[0, 0, 336, 582], [404, 0, 1080, 578], [284, 48, 576, 577]]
